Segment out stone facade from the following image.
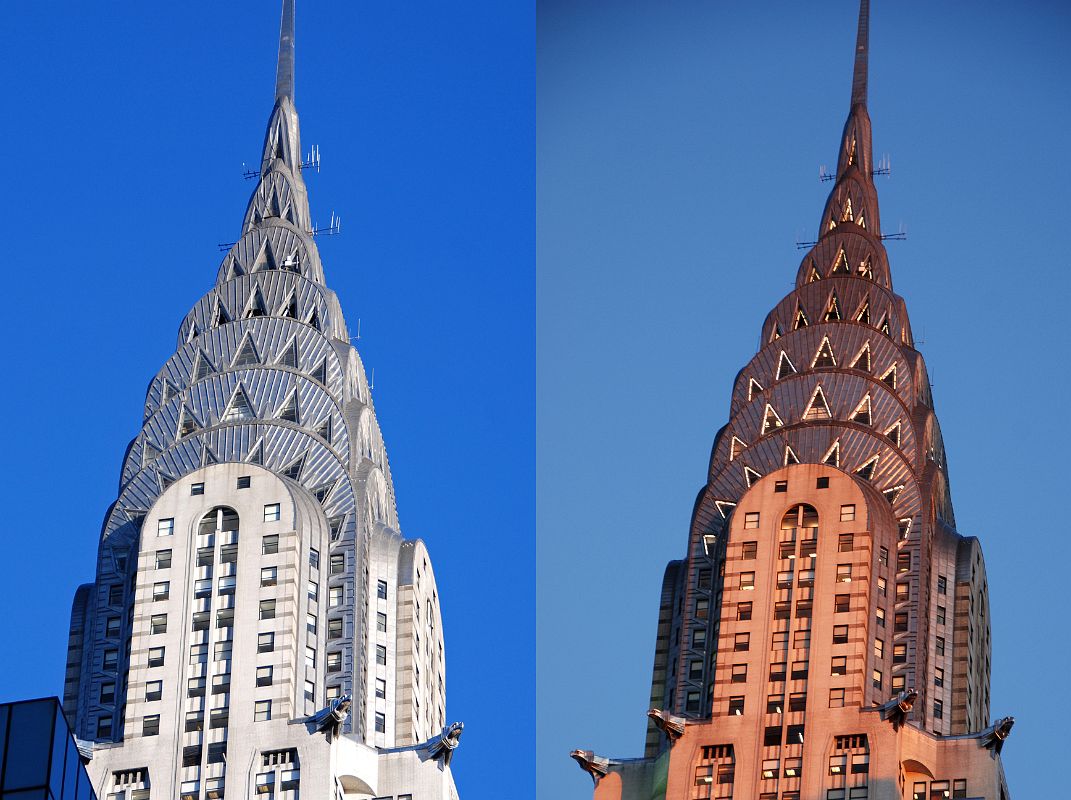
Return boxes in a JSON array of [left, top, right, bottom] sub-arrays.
[[61, 3, 461, 799], [573, 3, 1013, 799]]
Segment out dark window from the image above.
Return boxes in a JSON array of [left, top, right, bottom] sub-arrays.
[[741, 541, 758, 559], [764, 726, 782, 746], [143, 715, 160, 736], [156, 549, 172, 569], [835, 594, 850, 613], [838, 533, 854, 552], [237, 476, 251, 489], [737, 602, 752, 621], [769, 662, 787, 681], [375, 712, 386, 733], [789, 692, 806, 712], [377, 580, 388, 599], [774, 480, 788, 493], [258, 632, 275, 653], [895, 613, 909, 632], [728, 696, 744, 715], [786, 724, 805, 744], [791, 661, 809, 680], [262, 534, 279, 555], [937, 575, 948, 594], [833, 625, 848, 644], [766, 694, 783, 713], [816, 476, 829, 489]]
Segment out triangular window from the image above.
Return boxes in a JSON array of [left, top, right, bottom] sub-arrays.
[[214, 299, 231, 327], [158, 472, 176, 492], [824, 293, 842, 322], [222, 386, 256, 422], [252, 239, 278, 272], [226, 256, 244, 280], [142, 441, 161, 467], [847, 138, 856, 166], [714, 500, 737, 519], [803, 385, 832, 421], [784, 445, 800, 466], [841, 198, 854, 223], [858, 256, 873, 279], [161, 381, 178, 405], [308, 308, 321, 331], [747, 377, 764, 402], [855, 299, 870, 325], [884, 421, 902, 446], [282, 454, 306, 481], [278, 338, 299, 368], [186, 323, 199, 344], [276, 392, 300, 424], [768, 323, 783, 343], [822, 440, 841, 467], [877, 312, 891, 336], [201, 445, 219, 467], [177, 406, 200, 440], [329, 515, 346, 542], [883, 485, 904, 505], [850, 395, 872, 426], [232, 336, 260, 368], [246, 438, 265, 465], [850, 342, 871, 372], [311, 359, 328, 385], [898, 519, 912, 541], [761, 404, 784, 435], [807, 261, 821, 283], [855, 454, 879, 482], [193, 350, 215, 381], [828, 216, 838, 232], [793, 306, 809, 330], [812, 337, 837, 369], [831, 249, 850, 275], [744, 466, 762, 487], [313, 481, 337, 505], [880, 363, 898, 390], [776, 351, 796, 381], [857, 211, 866, 229], [729, 436, 747, 462], [282, 292, 300, 319], [314, 416, 333, 443], [244, 288, 268, 318]]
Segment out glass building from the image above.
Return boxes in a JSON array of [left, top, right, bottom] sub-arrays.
[[0, 697, 95, 800]]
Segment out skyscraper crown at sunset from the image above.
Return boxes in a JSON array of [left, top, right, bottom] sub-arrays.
[[571, 3, 1013, 798]]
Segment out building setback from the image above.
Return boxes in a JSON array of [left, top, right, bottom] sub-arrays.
[[61, 3, 462, 799], [571, 3, 1013, 799]]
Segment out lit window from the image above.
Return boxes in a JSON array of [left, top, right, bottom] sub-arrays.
[[898, 552, 911, 573], [896, 583, 910, 601], [143, 715, 160, 736], [256, 666, 273, 687], [744, 512, 760, 529], [831, 657, 847, 676], [829, 688, 845, 708], [829, 754, 847, 774], [158, 518, 174, 537], [874, 638, 884, 658], [259, 600, 276, 620], [146, 681, 162, 702], [761, 758, 779, 779], [892, 675, 905, 692], [191, 483, 205, 496], [148, 647, 165, 667], [258, 633, 274, 653], [840, 504, 855, 522], [150, 614, 167, 635], [254, 700, 272, 722], [783, 757, 802, 777]]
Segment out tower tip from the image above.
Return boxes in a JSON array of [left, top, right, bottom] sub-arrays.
[[851, 0, 870, 108], [275, 0, 296, 102]]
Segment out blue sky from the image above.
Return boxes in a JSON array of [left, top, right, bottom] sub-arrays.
[[0, 3, 532, 799], [538, 1, 1069, 798]]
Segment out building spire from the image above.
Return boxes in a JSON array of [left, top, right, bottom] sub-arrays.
[[851, 0, 870, 108], [275, 0, 296, 103]]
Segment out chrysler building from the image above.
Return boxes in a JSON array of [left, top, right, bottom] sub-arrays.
[[62, 3, 462, 798], [572, 3, 1013, 799]]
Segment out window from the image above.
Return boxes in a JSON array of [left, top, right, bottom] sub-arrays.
[[307, 613, 318, 634], [262, 534, 279, 554], [731, 664, 747, 683], [108, 584, 123, 605], [877, 576, 887, 597], [788, 692, 806, 712], [308, 580, 319, 601], [892, 675, 905, 692], [840, 504, 855, 522], [728, 696, 744, 715], [148, 647, 165, 667], [692, 628, 707, 647], [779, 541, 795, 560], [261, 566, 277, 587], [734, 633, 750, 652], [872, 669, 882, 689], [211, 674, 231, 695], [836, 564, 853, 583], [254, 700, 272, 722], [156, 549, 172, 569], [876, 607, 885, 627], [377, 580, 388, 599], [893, 643, 907, 663], [793, 630, 810, 648], [933, 699, 944, 719], [258, 632, 275, 653], [100, 682, 115, 704], [786, 724, 805, 744], [831, 656, 847, 676], [260, 599, 276, 620], [744, 512, 760, 529], [829, 754, 847, 774], [96, 717, 113, 738], [220, 543, 237, 563], [937, 605, 946, 625], [953, 780, 967, 798], [188, 677, 206, 697], [767, 694, 784, 713], [835, 594, 850, 613], [263, 503, 281, 522], [191, 482, 205, 496], [146, 680, 162, 701], [774, 480, 788, 493], [874, 638, 884, 658], [798, 568, 815, 586], [741, 541, 758, 559], [769, 662, 786, 681], [686, 692, 701, 713], [816, 476, 829, 489], [937, 575, 947, 594], [764, 726, 782, 746], [214, 641, 232, 662], [305, 646, 317, 669], [329, 554, 346, 575], [761, 758, 779, 779], [895, 612, 909, 632], [143, 715, 160, 736], [309, 547, 320, 569], [791, 661, 808, 680], [189, 644, 208, 664], [152, 581, 169, 601], [898, 552, 911, 573], [209, 709, 229, 729], [896, 582, 910, 601], [838, 533, 854, 552], [935, 667, 945, 687], [832, 625, 848, 644], [829, 688, 845, 708], [783, 757, 802, 777], [237, 476, 251, 489], [774, 601, 790, 619], [936, 636, 946, 656], [737, 602, 752, 621], [256, 666, 273, 687], [158, 518, 174, 537], [375, 712, 386, 733], [150, 614, 167, 634], [777, 570, 793, 588], [795, 599, 813, 618], [878, 546, 889, 567], [375, 678, 387, 699], [376, 645, 387, 665], [739, 572, 755, 590], [772, 631, 788, 650], [106, 617, 120, 637], [329, 586, 344, 607], [329, 618, 343, 639]]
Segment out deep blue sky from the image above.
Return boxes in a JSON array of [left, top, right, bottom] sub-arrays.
[[0, 3, 532, 799], [539, 1, 1068, 798]]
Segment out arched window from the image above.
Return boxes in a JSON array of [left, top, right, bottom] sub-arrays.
[[198, 507, 240, 537], [780, 503, 819, 532]]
